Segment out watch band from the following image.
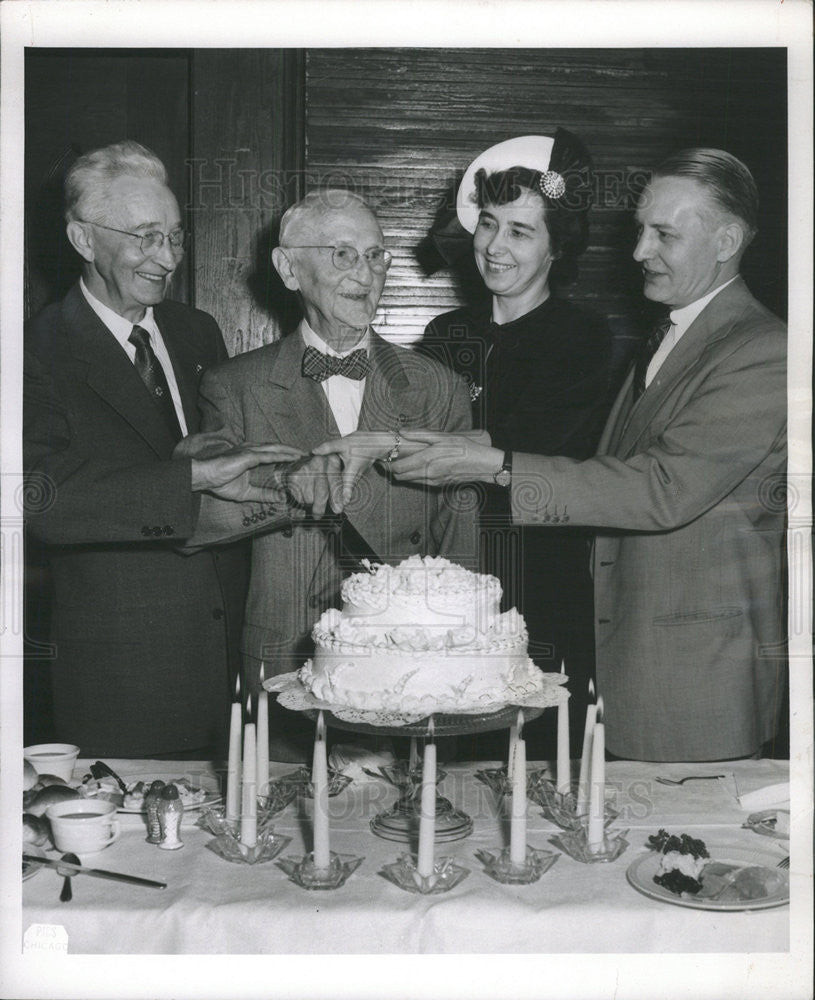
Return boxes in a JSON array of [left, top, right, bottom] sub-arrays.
[[493, 450, 513, 488]]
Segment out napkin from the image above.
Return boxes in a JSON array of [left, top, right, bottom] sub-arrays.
[[329, 744, 396, 781], [737, 782, 790, 811]]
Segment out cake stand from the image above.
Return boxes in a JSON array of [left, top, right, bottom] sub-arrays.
[[304, 705, 545, 844], [265, 670, 566, 846]]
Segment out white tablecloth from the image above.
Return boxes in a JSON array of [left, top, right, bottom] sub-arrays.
[[20, 757, 792, 955]]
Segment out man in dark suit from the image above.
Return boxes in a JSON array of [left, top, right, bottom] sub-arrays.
[[180, 189, 476, 757], [326, 149, 787, 762], [24, 141, 299, 758]]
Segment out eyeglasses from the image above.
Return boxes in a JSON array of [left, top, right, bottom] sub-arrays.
[[79, 221, 188, 255], [281, 244, 392, 272]]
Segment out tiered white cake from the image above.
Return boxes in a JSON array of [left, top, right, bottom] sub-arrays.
[[298, 555, 547, 713]]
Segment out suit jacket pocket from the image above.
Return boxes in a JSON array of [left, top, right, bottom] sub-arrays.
[[653, 606, 743, 626]]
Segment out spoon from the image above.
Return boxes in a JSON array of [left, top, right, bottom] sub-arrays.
[[57, 852, 81, 902]]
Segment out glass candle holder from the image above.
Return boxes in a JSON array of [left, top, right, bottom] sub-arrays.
[[380, 853, 470, 894], [549, 827, 630, 864], [276, 851, 364, 890], [475, 846, 560, 884], [529, 778, 619, 832], [205, 826, 291, 865]]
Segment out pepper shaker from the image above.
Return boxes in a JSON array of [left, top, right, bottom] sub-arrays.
[[158, 783, 184, 850], [144, 779, 166, 844]]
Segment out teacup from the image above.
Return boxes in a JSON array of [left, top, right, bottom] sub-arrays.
[[46, 798, 120, 854], [23, 743, 80, 783]]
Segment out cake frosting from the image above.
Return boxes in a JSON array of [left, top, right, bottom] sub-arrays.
[[298, 556, 547, 712]]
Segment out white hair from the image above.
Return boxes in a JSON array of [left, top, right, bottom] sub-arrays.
[[64, 140, 168, 223], [278, 189, 375, 245]]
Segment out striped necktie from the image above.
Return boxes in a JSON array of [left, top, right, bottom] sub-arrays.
[[129, 325, 183, 440], [633, 317, 673, 400]]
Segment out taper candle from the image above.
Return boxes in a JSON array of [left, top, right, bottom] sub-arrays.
[[225, 675, 242, 822], [556, 661, 571, 793], [416, 719, 437, 878], [587, 696, 605, 852], [507, 720, 519, 781], [312, 711, 331, 870], [576, 679, 597, 816], [509, 711, 527, 866], [240, 708, 257, 848], [256, 663, 269, 800]]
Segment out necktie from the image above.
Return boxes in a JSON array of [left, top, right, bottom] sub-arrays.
[[128, 325, 183, 440], [301, 345, 371, 382], [633, 317, 673, 400]]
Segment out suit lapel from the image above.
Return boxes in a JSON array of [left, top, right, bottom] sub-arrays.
[[61, 285, 178, 456], [615, 279, 753, 456], [154, 303, 206, 434], [247, 330, 340, 449]]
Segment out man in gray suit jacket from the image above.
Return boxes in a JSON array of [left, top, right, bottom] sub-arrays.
[[329, 149, 787, 762], [24, 141, 299, 757], [184, 190, 475, 755]]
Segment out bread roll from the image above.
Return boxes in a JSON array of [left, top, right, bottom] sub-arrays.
[[23, 813, 51, 847], [27, 784, 81, 817], [23, 760, 38, 791]]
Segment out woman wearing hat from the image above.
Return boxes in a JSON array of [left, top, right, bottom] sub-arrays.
[[316, 132, 613, 756]]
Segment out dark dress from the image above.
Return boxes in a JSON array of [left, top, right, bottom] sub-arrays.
[[420, 295, 613, 758]]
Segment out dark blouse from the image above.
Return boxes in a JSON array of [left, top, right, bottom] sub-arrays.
[[420, 295, 614, 756]]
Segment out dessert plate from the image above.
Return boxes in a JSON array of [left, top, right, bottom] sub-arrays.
[[626, 844, 789, 911]]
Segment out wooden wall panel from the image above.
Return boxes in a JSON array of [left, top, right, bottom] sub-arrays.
[[190, 49, 305, 355], [24, 50, 191, 319], [304, 48, 787, 344]]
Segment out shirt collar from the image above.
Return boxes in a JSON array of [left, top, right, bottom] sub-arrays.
[[80, 278, 157, 344], [669, 276, 738, 335], [298, 318, 370, 358]]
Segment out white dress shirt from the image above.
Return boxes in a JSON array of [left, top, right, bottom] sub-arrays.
[[79, 279, 189, 434], [646, 276, 738, 388], [299, 319, 369, 437]]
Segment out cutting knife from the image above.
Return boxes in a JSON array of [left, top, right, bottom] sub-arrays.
[[23, 853, 166, 889]]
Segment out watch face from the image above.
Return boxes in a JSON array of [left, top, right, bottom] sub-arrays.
[[494, 469, 511, 487]]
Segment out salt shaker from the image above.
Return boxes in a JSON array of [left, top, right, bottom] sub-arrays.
[[158, 783, 184, 850], [144, 779, 166, 844]]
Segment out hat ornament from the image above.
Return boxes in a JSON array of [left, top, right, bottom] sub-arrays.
[[539, 170, 566, 200]]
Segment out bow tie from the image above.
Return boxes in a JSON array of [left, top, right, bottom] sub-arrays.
[[301, 345, 371, 382]]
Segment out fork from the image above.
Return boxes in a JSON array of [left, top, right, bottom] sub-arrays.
[[776, 856, 790, 869], [655, 775, 726, 786]]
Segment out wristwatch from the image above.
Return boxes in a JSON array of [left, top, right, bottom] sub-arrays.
[[492, 451, 513, 488]]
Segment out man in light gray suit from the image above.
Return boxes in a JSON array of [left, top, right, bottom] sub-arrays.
[[323, 149, 787, 762], [183, 190, 474, 755]]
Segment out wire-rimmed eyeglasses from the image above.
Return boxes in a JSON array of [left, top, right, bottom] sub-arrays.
[[78, 221, 188, 255], [281, 244, 393, 272]]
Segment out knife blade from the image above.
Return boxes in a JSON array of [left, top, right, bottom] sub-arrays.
[[23, 854, 166, 889]]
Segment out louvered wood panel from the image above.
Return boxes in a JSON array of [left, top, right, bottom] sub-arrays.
[[304, 48, 787, 344]]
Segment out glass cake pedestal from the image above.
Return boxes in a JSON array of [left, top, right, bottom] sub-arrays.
[[265, 670, 565, 846], [303, 705, 545, 844]]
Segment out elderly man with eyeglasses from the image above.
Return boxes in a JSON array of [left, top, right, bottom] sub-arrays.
[[24, 141, 300, 758], [180, 189, 475, 758]]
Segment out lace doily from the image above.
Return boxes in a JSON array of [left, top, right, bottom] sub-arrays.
[[264, 670, 568, 728]]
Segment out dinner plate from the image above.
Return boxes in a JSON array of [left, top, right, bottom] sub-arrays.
[[85, 773, 221, 814], [626, 844, 789, 911], [22, 847, 44, 881], [743, 809, 791, 840]]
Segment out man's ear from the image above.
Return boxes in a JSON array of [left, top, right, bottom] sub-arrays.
[[66, 220, 95, 263], [272, 247, 300, 291], [716, 221, 745, 263]]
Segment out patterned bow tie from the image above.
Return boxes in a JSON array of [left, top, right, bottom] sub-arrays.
[[301, 345, 371, 382]]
